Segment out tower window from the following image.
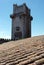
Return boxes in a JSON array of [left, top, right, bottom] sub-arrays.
[[16, 27, 20, 31]]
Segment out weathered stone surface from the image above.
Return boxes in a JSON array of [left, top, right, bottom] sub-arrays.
[[0, 35, 44, 65], [10, 3, 33, 40]]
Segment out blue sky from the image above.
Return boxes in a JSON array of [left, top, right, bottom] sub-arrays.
[[0, 0, 44, 39]]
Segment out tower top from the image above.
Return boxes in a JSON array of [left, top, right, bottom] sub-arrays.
[[13, 3, 30, 14], [10, 3, 32, 20], [13, 3, 28, 8], [10, 3, 33, 21]]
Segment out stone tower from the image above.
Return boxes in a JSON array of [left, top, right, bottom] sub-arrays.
[[10, 3, 33, 40]]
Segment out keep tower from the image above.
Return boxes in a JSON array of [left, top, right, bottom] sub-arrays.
[[10, 3, 33, 40]]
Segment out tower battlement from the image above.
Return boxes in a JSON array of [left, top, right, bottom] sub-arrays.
[[13, 3, 30, 14]]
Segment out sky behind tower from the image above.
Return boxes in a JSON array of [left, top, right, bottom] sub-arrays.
[[0, 0, 44, 39]]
